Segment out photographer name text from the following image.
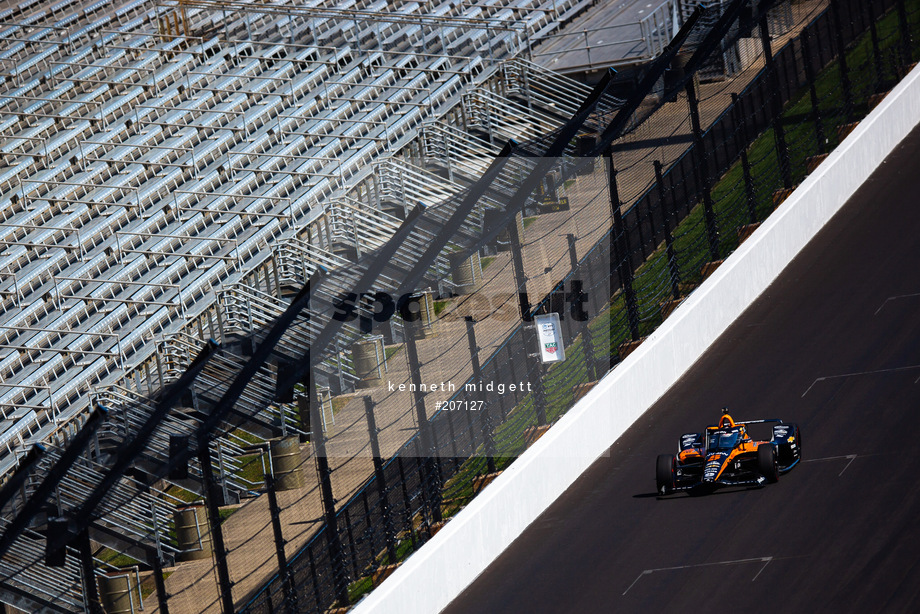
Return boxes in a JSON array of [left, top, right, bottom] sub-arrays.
[[387, 380, 533, 395]]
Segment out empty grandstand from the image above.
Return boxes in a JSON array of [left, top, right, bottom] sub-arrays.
[[0, 0, 601, 473]]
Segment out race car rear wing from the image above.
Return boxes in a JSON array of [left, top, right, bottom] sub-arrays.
[[704, 418, 784, 429]]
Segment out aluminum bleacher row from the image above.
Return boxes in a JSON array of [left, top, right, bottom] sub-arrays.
[[0, 0, 601, 609]]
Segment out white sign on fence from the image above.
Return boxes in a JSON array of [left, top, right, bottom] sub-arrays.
[[534, 313, 565, 363]]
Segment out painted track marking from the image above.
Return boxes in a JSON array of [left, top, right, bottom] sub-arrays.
[[803, 454, 857, 476], [874, 292, 920, 315], [802, 364, 920, 397], [623, 556, 772, 595]]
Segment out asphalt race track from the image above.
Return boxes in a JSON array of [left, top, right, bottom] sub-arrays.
[[443, 125, 920, 614]]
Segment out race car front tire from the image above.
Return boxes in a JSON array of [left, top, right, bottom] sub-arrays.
[[757, 444, 779, 483], [656, 454, 676, 494]]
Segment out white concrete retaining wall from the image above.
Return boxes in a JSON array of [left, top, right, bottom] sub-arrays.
[[352, 62, 920, 614]]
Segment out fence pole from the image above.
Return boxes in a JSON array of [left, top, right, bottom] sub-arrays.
[[343, 508, 360, 578], [412, 452, 433, 535], [405, 327, 443, 522], [76, 529, 104, 614], [567, 234, 597, 381], [508, 214, 531, 322], [606, 148, 640, 341], [396, 456, 417, 550], [465, 317, 497, 474], [360, 491, 374, 566], [443, 402, 460, 463], [363, 396, 398, 563], [831, 0, 855, 119], [685, 78, 721, 259], [151, 555, 170, 614], [730, 94, 760, 224], [508, 209, 531, 323], [758, 8, 794, 189], [197, 442, 235, 614], [534, 359, 550, 426], [798, 31, 827, 155], [508, 206, 548, 425], [462, 369, 479, 450], [307, 547, 323, 608], [653, 162, 682, 301], [265, 473, 298, 613], [309, 382, 350, 607], [866, 1, 884, 91], [896, 0, 912, 69]]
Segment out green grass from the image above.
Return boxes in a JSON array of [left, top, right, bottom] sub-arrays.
[[433, 299, 451, 316], [219, 507, 238, 523], [346, 533, 424, 602], [348, 573, 374, 603], [230, 428, 264, 446], [165, 485, 203, 504], [523, 216, 537, 230], [96, 549, 141, 569], [235, 452, 267, 485], [480, 255, 496, 270]]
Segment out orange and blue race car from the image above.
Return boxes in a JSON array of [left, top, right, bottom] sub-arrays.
[[656, 409, 801, 495]]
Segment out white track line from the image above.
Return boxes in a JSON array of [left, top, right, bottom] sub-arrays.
[[803, 454, 858, 476], [623, 557, 772, 595], [874, 292, 920, 315], [802, 365, 920, 397]]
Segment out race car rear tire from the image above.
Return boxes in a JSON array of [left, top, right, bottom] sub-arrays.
[[656, 454, 676, 494], [757, 444, 779, 483]]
